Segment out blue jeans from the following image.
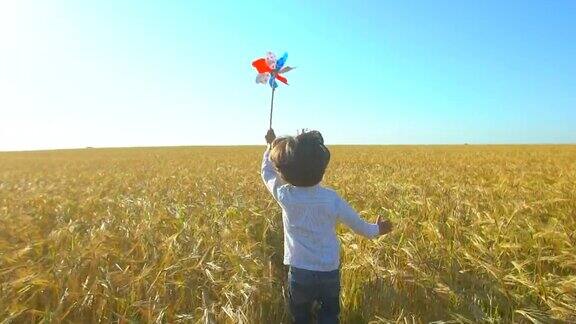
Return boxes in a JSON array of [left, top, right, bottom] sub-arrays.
[[288, 266, 340, 324]]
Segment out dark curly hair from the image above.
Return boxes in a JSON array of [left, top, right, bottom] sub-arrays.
[[269, 130, 330, 187]]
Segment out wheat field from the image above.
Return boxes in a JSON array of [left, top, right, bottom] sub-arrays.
[[0, 145, 575, 323]]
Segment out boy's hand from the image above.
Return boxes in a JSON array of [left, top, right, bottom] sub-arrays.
[[265, 129, 276, 145], [376, 215, 393, 235]]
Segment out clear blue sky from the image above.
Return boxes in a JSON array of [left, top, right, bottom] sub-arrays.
[[1, 1, 575, 150]]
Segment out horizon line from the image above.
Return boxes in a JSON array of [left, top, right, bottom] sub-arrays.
[[2, 142, 576, 153]]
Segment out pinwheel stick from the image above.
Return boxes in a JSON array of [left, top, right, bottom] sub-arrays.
[[269, 87, 275, 129]]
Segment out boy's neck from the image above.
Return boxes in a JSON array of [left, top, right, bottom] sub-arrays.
[[293, 183, 321, 189]]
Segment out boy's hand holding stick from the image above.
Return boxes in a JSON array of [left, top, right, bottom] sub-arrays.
[[265, 129, 276, 147]]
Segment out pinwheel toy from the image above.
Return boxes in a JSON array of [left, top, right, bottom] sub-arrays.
[[251, 52, 295, 129]]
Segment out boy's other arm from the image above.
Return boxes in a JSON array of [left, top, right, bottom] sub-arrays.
[[335, 197, 380, 239]]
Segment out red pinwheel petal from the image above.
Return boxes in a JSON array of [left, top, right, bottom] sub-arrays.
[[275, 74, 288, 84], [252, 58, 273, 73]]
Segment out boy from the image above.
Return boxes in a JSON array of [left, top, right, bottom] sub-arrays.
[[261, 128, 393, 323]]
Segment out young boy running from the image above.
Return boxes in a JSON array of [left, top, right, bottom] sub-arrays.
[[261, 128, 393, 323]]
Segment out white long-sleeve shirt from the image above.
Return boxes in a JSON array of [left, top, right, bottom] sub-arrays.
[[261, 149, 379, 271]]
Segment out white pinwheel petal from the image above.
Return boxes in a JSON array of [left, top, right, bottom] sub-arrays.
[[265, 51, 277, 69], [255, 73, 270, 84]]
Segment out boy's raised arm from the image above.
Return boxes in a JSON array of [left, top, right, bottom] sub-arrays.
[[261, 129, 284, 200]]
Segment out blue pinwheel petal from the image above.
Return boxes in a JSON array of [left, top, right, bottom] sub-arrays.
[[275, 52, 288, 70], [269, 75, 278, 89]]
